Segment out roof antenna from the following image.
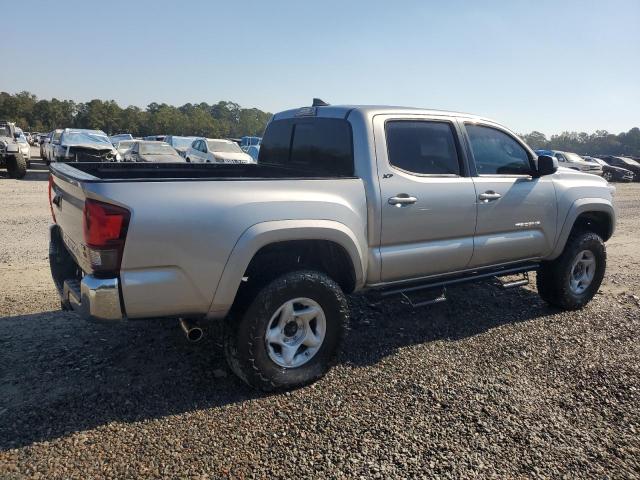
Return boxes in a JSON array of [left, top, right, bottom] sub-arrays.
[[312, 98, 329, 107]]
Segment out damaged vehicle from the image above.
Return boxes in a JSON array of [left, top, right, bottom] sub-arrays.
[[123, 141, 185, 162], [51, 129, 121, 163], [0, 121, 27, 178]]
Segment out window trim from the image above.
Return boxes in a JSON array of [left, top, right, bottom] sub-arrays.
[[462, 121, 536, 177], [383, 119, 466, 178]]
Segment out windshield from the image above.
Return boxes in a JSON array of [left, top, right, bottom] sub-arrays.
[[619, 157, 640, 166], [117, 140, 136, 149], [62, 130, 110, 145], [564, 152, 585, 163], [111, 134, 133, 143], [140, 143, 176, 155], [170, 136, 197, 149], [207, 140, 243, 153]]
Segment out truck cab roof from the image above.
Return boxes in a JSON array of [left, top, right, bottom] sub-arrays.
[[272, 104, 491, 123]]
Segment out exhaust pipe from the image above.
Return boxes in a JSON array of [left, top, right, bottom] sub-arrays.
[[179, 318, 203, 343]]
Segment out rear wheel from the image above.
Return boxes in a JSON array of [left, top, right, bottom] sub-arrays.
[[224, 270, 348, 391], [6, 153, 27, 179], [602, 171, 613, 182], [537, 231, 606, 310]]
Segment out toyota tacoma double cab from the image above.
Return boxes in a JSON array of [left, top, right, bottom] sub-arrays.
[[48, 101, 615, 390], [0, 121, 27, 179]]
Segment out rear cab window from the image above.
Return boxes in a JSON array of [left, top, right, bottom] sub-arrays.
[[259, 117, 354, 176]]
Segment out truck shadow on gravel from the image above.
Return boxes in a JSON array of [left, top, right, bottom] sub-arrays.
[[0, 282, 552, 450]]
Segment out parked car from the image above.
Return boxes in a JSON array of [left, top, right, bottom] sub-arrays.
[[240, 136, 261, 151], [42, 129, 63, 165], [0, 120, 27, 178], [29, 132, 40, 145], [143, 135, 166, 142], [164, 135, 198, 158], [51, 129, 121, 163], [114, 139, 138, 156], [535, 149, 602, 176], [123, 141, 184, 162], [246, 144, 260, 162], [598, 156, 640, 182], [582, 156, 633, 182], [39, 132, 50, 159], [185, 138, 255, 164], [15, 127, 31, 167], [110, 133, 133, 145], [49, 102, 616, 391]]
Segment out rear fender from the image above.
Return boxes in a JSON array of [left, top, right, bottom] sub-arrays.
[[207, 219, 365, 318]]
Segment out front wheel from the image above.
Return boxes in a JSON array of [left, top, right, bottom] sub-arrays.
[[602, 171, 613, 182], [224, 270, 348, 391], [537, 231, 606, 310]]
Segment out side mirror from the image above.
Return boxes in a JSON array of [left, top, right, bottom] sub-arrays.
[[14, 133, 20, 139], [535, 155, 558, 177]]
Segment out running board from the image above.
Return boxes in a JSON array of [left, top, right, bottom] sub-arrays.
[[494, 272, 530, 289], [400, 287, 447, 308], [378, 263, 539, 299]]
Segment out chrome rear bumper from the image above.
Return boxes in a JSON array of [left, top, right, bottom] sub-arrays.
[[63, 276, 123, 321], [50, 224, 124, 322]]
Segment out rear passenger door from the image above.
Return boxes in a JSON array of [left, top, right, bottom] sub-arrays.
[[375, 116, 478, 282], [462, 122, 557, 267]]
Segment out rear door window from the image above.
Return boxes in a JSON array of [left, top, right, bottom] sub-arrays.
[[385, 121, 461, 175]]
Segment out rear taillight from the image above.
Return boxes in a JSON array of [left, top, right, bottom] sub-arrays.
[[48, 175, 56, 223], [83, 199, 130, 274]]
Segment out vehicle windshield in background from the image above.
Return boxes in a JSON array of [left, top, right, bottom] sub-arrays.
[[62, 131, 111, 145], [620, 157, 640, 166], [564, 152, 585, 162], [140, 143, 176, 155], [110, 134, 133, 143], [0, 126, 11, 137], [117, 140, 136, 149], [206, 141, 243, 153], [170, 137, 197, 149]]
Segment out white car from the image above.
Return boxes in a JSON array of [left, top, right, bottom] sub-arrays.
[[15, 127, 31, 165], [115, 139, 138, 156], [185, 138, 255, 164]]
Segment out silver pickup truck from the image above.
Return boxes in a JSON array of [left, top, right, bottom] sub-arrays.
[[49, 102, 615, 390]]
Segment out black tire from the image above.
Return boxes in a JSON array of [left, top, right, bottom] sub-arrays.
[[224, 270, 348, 391], [7, 153, 27, 179], [537, 230, 606, 310], [602, 171, 613, 182]]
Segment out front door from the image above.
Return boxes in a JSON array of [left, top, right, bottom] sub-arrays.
[[462, 122, 557, 267], [375, 115, 478, 282]]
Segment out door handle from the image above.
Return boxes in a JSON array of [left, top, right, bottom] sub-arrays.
[[388, 194, 418, 207], [52, 194, 62, 207], [478, 191, 502, 202]]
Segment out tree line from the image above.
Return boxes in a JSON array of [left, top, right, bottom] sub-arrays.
[[520, 129, 640, 157], [1, 91, 638, 155], [0, 91, 272, 138]]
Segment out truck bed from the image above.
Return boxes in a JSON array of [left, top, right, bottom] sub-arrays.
[[52, 161, 356, 182]]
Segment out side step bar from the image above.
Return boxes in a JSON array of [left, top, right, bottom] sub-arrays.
[[374, 263, 539, 308]]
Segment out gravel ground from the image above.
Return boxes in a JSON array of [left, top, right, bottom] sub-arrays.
[[1, 155, 639, 478]]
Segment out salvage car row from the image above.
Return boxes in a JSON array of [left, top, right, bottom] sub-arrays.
[[36, 128, 257, 166]]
